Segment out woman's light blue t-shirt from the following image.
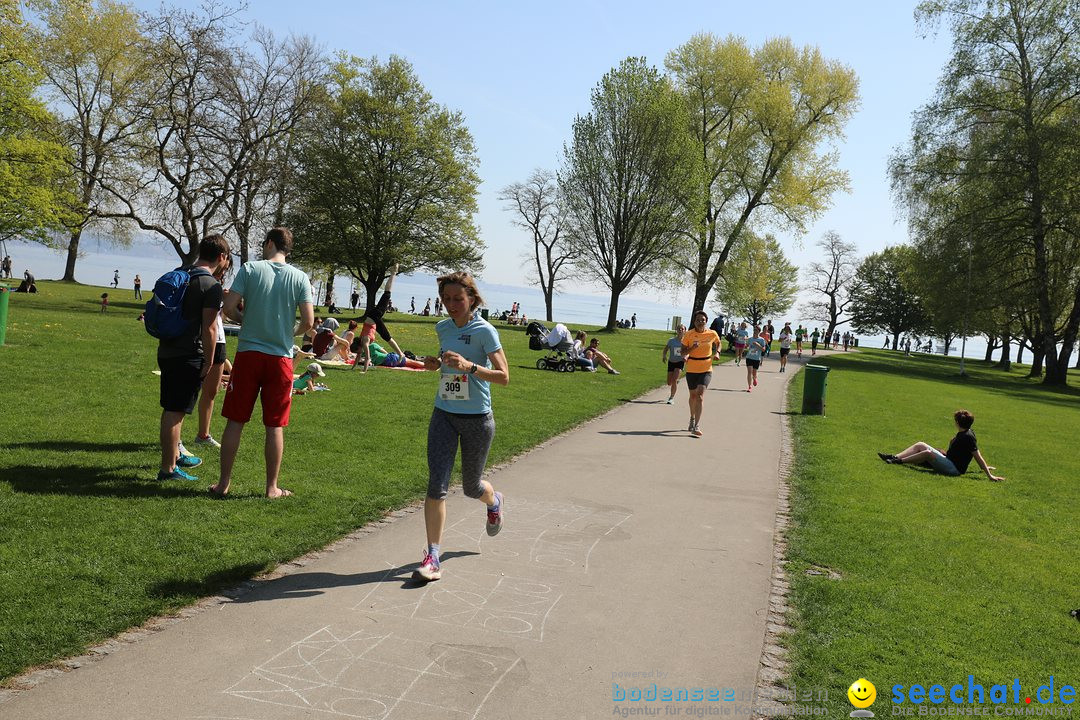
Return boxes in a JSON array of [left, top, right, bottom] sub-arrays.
[[434, 314, 502, 415], [746, 337, 766, 361]]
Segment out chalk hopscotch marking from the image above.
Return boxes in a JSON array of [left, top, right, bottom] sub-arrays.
[[354, 569, 563, 642], [222, 626, 523, 719], [441, 498, 632, 573]]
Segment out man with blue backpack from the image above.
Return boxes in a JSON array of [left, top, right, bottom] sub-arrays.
[[150, 234, 231, 482]]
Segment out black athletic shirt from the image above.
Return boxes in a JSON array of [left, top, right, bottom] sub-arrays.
[[945, 429, 978, 474]]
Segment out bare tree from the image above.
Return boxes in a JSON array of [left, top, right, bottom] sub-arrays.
[[215, 28, 323, 263], [800, 231, 859, 341], [98, 4, 240, 264], [499, 169, 574, 322]]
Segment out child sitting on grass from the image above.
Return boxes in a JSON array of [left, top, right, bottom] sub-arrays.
[[878, 409, 1005, 481], [292, 362, 329, 395]]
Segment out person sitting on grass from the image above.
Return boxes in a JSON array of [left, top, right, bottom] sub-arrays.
[[292, 362, 327, 395], [584, 337, 620, 375], [878, 409, 1005, 482]]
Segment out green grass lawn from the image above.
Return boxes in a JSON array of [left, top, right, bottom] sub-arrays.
[[783, 349, 1080, 715], [0, 280, 673, 683]]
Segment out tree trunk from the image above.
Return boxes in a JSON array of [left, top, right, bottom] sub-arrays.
[[544, 289, 553, 323], [1029, 345, 1045, 377], [997, 331, 1011, 371], [325, 271, 335, 308], [983, 337, 994, 363], [605, 289, 622, 331], [62, 229, 82, 282], [1016, 341, 1024, 365], [361, 276, 382, 317], [692, 285, 709, 317], [893, 331, 901, 350]]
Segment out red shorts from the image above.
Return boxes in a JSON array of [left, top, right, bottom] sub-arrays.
[[222, 351, 294, 427]]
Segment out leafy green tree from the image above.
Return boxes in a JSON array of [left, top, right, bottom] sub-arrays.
[[713, 233, 798, 328], [28, 0, 150, 282], [0, 0, 77, 247], [288, 55, 482, 313], [892, 0, 1080, 385], [848, 246, 928, 348], [666, 33, 859, 314], [560, 57, 699, 331]]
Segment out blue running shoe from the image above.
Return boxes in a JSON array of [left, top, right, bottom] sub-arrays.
[[157, 466, 198, 482], [176, 453, 202, 468]]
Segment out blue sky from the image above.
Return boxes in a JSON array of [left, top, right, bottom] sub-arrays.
[[128, 0, 953, 304]]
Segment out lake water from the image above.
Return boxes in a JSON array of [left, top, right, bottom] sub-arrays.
[[4, 236, 1077, 366]]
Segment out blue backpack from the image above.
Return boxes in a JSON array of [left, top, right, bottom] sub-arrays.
[[145, 267, 211, 339]]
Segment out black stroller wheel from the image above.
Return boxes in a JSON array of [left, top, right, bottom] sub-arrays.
[[566, 360, 576, 373], [536, 358, 547, 370]]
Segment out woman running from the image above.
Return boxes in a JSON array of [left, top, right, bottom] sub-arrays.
[[733, 321, 749, 365], [680, 311, 721, 438], [778, 322, 793, 373], [744, 326, 767, 392], [661, 324, 686, 404], [415, 272, 509, 582]]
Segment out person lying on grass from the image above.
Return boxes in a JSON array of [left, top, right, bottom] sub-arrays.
[[878, 409, 1005, 482]]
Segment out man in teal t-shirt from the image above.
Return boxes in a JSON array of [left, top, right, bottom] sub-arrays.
[[213, 228, 314, 499]]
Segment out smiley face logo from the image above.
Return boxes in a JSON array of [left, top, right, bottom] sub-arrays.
[[848, 678, 877, 709]]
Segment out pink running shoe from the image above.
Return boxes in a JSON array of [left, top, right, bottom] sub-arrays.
[[486, 492, 504, 536], [413, 551, 441, 582], [753, 377, 758, 386]]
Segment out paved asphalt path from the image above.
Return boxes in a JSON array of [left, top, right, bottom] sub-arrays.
[[2, 351, 826, 720]]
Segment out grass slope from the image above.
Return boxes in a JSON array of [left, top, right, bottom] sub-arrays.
[[0, 281, 672, 682], [784, 349, 1079, 715]]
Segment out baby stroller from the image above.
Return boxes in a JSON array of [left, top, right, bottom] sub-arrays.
[[526, 321, 577, 372]]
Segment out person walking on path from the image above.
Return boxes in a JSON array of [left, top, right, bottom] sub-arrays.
[[760, 325, 773, 357], [134, 274, 142, 300], [662, 324, 686, 404], [680, 311, 721, 438], [194, 259, 232, 449], [744, 326, 766, 392], [631, 313, 637, 329], [415, 272, 509, 582], [878, 409, 1004, 482], [1, 254, 11, 279], [111, 269, 120, 288], [795, 324, 805, 357], [211, 228, 314, 499], [156, 235, 230, 482], [810, 327, 820, 355], [777, 323, 793, 373]]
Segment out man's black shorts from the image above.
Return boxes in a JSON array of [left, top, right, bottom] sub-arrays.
[[745, 358, 761, 369], [779, 347, 790, 357], [685, 371, 711, 390], [159, 355, 204, 413]]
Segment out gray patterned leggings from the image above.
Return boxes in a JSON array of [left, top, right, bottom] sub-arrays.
[[427, 407, 495, 500]]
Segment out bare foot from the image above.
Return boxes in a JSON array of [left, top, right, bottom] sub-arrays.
[[207, 484, 228, 498], [267, 488, 293, 499]]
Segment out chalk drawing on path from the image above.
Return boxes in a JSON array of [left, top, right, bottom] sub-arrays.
[[441, 498, 632, 573], [222, 626, 524, 719], [354, 570, 563, 642]]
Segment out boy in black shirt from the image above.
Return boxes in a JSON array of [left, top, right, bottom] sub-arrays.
[[878, 409, 1005, 481]]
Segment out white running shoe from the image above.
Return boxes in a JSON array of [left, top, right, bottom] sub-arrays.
[[194, 435, 221, 449]]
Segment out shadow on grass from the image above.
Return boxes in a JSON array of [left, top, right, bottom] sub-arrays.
[[818, 352, 1080, 410], [1, 440, 156, 453], [2, 464, 209, 498], [150, 563, 271, 600], [225, 551, 481, 602]]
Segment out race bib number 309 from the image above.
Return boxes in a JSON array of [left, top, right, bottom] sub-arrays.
[[439, 373, 470, 402]]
